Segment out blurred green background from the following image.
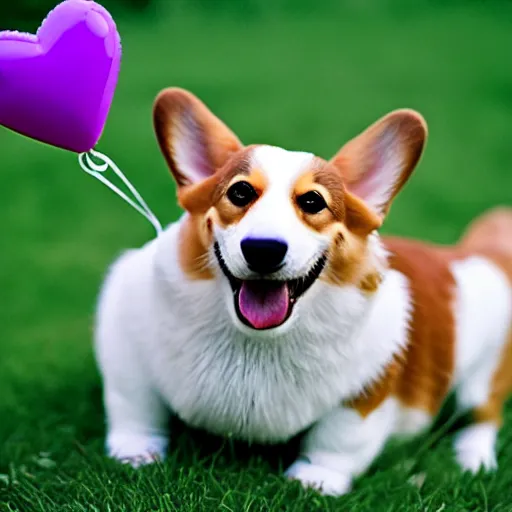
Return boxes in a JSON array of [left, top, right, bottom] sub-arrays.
[[1, 0, 512, 510]]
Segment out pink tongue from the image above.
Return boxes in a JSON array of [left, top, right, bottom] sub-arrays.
[[238, 281, 290, 329]]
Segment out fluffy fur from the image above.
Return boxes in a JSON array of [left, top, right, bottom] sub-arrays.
[[95, 88, 512, 496]]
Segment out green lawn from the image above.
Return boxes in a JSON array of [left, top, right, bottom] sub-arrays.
[[2, 2, 512, 510]]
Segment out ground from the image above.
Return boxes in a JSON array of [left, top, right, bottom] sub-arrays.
[[1, 2, 512, 510]]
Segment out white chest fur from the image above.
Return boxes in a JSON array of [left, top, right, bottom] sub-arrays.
[[97, 220, 412, 444]]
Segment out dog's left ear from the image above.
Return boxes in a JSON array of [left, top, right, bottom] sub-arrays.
[[331, 109, 427, 228]]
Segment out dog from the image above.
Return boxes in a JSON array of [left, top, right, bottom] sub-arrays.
[[94, 88, 512, 496]]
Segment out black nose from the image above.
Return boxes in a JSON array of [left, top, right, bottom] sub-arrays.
[[240, 238, 288, 274]]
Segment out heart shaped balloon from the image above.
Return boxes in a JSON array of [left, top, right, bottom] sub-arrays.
[[0, 0, 122, 153]]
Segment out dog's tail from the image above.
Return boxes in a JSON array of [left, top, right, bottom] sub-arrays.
[[458, 206, 512, 279]]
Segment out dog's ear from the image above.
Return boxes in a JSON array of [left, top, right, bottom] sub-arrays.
[[331, 109, 427, 230], [153, 88, 243, 187]]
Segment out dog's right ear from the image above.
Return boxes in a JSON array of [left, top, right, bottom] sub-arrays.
[[153, 88, 243, 188]]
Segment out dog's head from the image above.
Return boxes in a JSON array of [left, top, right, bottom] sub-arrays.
[[154, 88, 427, 333]]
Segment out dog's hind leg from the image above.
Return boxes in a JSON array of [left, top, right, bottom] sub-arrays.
[[450, 223, 512, 475], [454, 329, 512, 474]]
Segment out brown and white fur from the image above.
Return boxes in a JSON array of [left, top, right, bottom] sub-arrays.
[[95, 88, 512, 496]]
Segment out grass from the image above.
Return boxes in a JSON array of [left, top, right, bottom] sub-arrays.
[[1, 1, 512, 510]]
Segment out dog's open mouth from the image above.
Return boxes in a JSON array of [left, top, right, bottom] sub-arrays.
[[214, 243, 327, 330]]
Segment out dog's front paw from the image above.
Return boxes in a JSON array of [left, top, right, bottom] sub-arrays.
[[285, 460, 352, 497], [454, 423, 498, 474], [107, 432, 169, 468]]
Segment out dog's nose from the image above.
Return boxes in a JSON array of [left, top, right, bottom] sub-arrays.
[[241, 238, 288, 274]]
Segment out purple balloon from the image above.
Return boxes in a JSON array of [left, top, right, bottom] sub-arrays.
[[0, 0, 122, 153]]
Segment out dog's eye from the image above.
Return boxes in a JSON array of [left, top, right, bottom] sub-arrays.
[[227, 181, 257, 207], [297, 191, 327, 214]]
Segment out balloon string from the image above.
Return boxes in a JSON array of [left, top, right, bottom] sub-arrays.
[[78, 149, 163, 236]]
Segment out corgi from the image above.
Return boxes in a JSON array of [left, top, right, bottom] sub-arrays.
[[94, 88, 512, 496]]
